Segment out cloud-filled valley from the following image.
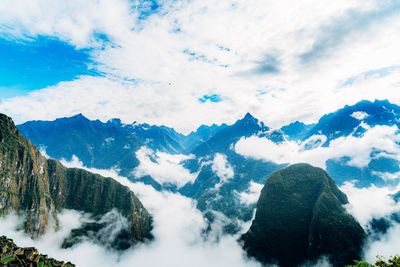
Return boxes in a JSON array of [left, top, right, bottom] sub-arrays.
[[0, 157, 261, 267]]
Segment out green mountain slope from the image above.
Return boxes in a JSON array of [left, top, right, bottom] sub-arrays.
[[242, 163, 365, 267]]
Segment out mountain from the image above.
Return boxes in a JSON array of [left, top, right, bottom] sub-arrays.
[[16, 112, 284, 227], [303, 99, 400, 143], [182, 123, 227, 151], [280, 121, 315, 141], [0, 114, 152, 249], [17, 114, 186, 177], [277, 99, 400, 187], [190, 112, 269, 156], [180, 152, 283, 227], [0, 235, 74, 266], [179, 113, 283, 228], [242, 164, 365, 267], [14, 100, 400, 228]]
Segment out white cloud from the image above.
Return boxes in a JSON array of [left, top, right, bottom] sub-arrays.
[[340, 181, 400, 262], [234, 125, 400, 169], [211, 153, 234, 187], [131, 146, 197, 188], [340, 182, 400, 227], [0, 0, 136, 48], [0, 156, 262, 267], [237, 182, 264, 205], [371, 171, 400, 181], [340, 182, 400, 261], [1, 1, 400, 132], [351, 111, 369, 120], [364, 223, 400, 262]]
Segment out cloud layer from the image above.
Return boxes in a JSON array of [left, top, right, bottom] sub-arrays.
[[132, 146, 197, 188], [235, 125, 400, 169], [212, 153, 234, 187], [16, 157, 260, 267], [1, 1, 400, 132]]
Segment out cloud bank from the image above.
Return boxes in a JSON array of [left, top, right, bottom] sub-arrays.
[[1, 1, 400, 133], [340, 182, 400, 262], [0, 157, 261, 267], [131, 146, 197, 188], [235, 125, 400, 169]]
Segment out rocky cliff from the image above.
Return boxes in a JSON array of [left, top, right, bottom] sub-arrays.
[[0, 114, 152, 248]]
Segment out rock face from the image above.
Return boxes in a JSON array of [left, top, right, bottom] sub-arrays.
[[0, 235, 74, 266], [0, 114, 152, 248], [242, 163, 366, 267]]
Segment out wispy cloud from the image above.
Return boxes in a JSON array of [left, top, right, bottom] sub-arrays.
[[300, 1, 400, 64]]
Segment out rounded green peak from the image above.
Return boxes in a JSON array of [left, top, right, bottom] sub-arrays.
[[242, 163, 365, 267]]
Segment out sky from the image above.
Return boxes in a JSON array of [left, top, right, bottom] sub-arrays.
[[0, 0, 400, 133]]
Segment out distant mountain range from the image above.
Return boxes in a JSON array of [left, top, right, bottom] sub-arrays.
[[16, 99, 400, 228]]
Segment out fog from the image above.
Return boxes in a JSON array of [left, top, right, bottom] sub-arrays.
[[235, 125, 400, 169], [1, 155, 400, 266], [341, 182, 400, 262], [0, 157, 261, 267]]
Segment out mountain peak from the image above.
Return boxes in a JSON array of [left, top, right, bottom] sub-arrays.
[[71, 113, 87, 119], [107, 118, 122, 125], [242, 163, 365, 267], [242, 112, 257, 121]]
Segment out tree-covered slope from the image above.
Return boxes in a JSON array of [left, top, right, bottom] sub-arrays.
[[242, 163, 366, 267]]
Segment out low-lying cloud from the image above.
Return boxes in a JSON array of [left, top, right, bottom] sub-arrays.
[[340, 182, 400, 262], [237, 182, 264, 205], [131, 146, 197, 188], [0, 157, 261, 267], [3, 154, 400, 266], [340, 182, 400, 227], [234, 125, 400, 169], [364, 223, 400, 262], [212, 153, 234, 188]]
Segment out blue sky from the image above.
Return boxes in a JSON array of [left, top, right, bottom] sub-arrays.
[[0, 37, 95, 98], [0, 0, 400, 133]]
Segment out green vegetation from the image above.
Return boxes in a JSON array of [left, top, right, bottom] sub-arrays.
[[348, 256, 400, 267], [0, 235, 74, 266], [242, 163, 366, 267]]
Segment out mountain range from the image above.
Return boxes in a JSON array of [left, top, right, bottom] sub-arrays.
[[1, 99, 399, 266], [16, 99, 400, 228]]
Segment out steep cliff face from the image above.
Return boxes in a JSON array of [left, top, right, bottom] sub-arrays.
[[242, 163, 365, 267], [0, 114, 152, 247]]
